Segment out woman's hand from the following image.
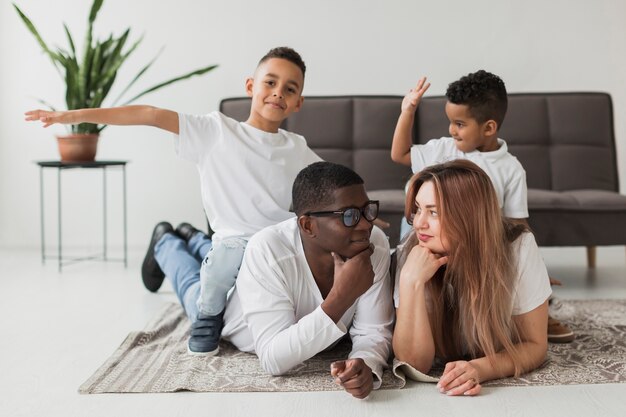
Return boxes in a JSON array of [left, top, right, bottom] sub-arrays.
[[437, 360, 482, 396], [400, 244, 448, 288]]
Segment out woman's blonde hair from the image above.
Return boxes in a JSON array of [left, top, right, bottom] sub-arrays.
[[404, 159, 528, 376]]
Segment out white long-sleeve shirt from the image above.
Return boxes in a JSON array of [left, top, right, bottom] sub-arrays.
[[222, 218, 394, 387]]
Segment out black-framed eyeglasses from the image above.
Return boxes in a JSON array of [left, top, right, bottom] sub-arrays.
[[305, 200, 379, 227]]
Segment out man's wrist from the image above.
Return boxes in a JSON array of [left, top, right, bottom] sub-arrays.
[[321, 294, 351, 323]]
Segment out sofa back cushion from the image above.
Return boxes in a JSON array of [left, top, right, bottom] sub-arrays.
[[221, 92, 617, 193], [416, 93, 617, 192]]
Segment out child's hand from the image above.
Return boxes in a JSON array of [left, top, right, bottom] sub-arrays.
[[372, 218, 390, 229], [24, 109, 74, 127], [401, 77, 431, 113]]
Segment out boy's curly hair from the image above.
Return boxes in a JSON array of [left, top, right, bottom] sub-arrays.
[[446, 70, 507, 129], [259, 47, 306, 78]]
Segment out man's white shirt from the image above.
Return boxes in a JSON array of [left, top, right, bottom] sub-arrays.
[[222, 218, 394, 387]]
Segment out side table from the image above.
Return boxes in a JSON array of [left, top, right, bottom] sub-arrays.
[[36, 160, 128, 271]]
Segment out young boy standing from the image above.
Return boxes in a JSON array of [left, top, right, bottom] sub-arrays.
[[25, 47, 322, 354], [390, 70, 574, 343]]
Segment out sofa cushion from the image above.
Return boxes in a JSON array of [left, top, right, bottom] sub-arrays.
[[527, 189, 577, 209], [529, 189, 626, 211]]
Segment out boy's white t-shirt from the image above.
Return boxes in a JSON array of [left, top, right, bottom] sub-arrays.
[[221, 218, 394, 385], [509, 232, 552, 315], [410, 137, 528, 218], [393, 231, 551, 316], [175, 112, 321, 243]]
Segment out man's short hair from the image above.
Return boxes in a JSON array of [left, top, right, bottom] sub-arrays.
[[292, 162, 364, 215], [446, 70, 508, 129], [258, 47, 306, 78]]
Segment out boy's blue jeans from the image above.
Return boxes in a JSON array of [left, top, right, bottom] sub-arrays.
[[154, 232, 247, 322], [399, 217, 412, 241]]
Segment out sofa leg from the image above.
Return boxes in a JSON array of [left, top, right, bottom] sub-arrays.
[[586, 246, 596, 268]]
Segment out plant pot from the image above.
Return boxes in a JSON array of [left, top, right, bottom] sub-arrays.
[[56, 133, 99, 162]]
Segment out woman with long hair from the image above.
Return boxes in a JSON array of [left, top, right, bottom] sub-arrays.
[[393, 159, 551, 396]]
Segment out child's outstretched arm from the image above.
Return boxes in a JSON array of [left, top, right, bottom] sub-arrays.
[[390, 77, 430, 166], [25, 105, 179, 134]]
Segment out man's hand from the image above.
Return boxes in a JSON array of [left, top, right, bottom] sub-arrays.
[[332, 244, 375, 301], [400, 77, 431, 113], [331, 358, 374, 399], [25, 109, 75, 127], [322, 245, 375, 323]]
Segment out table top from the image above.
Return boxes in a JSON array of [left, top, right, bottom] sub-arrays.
[[36, 160, 128, 168]]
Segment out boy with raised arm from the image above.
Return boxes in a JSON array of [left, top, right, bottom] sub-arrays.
[[26, 47, 322, 355]]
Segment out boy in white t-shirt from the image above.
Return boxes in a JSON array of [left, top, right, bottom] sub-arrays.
[[390, 70, 574, 343], [25, 47, 321, 355]]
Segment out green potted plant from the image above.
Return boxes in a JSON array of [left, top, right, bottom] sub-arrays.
[[14, 0, 217, 161]]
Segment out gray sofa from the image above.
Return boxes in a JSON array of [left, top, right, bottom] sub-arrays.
[[221, 93, 626, 266]]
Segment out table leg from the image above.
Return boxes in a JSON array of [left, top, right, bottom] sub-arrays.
[[123, 165, 128, 267], [58, 168, 62, 272], [40, 167, 45, 264], [103, 166, 108, 261]]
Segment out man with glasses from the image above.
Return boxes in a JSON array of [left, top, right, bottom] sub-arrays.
[[220, 161, 394, 399]]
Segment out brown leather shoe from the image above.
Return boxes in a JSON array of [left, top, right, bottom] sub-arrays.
[[548, 316, 575, 343]]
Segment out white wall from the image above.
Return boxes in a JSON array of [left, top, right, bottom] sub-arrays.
[[2, 0, 625, 250]]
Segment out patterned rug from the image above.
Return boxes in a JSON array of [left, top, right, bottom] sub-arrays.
[[486, 298, 626, 387], [79, 299, 626, 394]]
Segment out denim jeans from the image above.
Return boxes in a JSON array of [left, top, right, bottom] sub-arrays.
[[154, 232, 247, 322]]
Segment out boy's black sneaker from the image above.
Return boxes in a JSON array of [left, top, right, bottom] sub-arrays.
[[187, 310, 224, 356], [141, 222, 174, 292], [175, 222, 200, 242]]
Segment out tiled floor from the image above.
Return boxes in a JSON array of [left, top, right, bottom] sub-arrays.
[[0, 245, 624, 417]]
